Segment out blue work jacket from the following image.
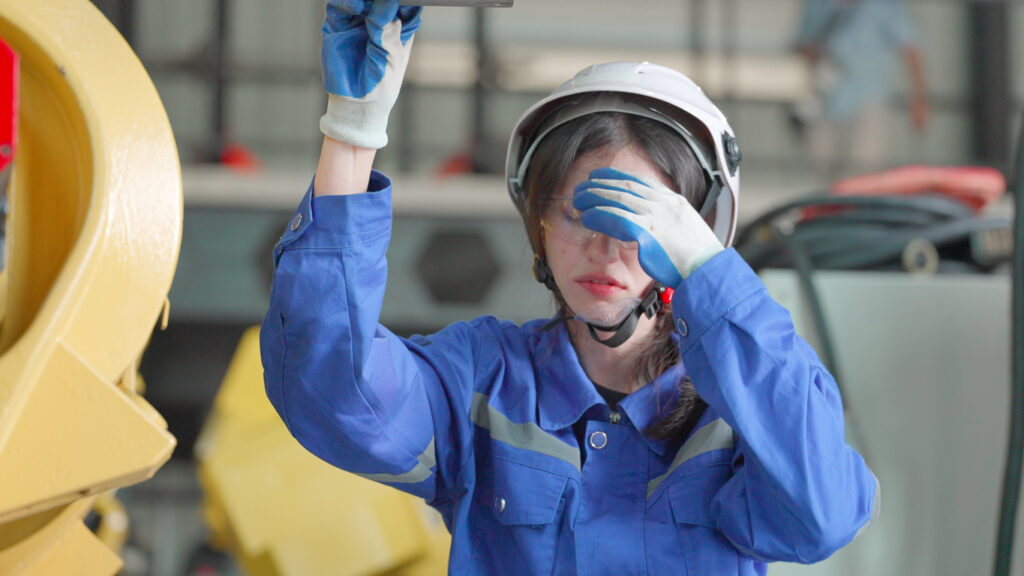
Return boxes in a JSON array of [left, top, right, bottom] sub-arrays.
[[261, 171, 878, 575]]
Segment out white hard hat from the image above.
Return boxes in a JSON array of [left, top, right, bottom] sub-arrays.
[[506, 61, 742, 247]]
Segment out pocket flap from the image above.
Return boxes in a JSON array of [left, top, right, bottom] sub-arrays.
[[491, 459, 569, 526], [669, 464, 730, 527]]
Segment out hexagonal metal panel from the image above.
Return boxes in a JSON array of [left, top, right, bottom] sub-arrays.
[[416, 228, 500, 304]]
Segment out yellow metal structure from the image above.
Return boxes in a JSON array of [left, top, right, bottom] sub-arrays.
[[196, 327, 451, 575], [90, 491, 130, 556], [0, 0, 181, 574]]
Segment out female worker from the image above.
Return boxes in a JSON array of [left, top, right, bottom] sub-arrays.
[[261, 1, 878, 574]]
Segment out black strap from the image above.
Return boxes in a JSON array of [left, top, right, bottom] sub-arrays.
[[699, 180, 723, 218], [584, 287, 663, 348], [586, 308, 641, 348]]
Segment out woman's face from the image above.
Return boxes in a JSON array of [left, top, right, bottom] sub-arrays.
[[542, 144, 672, 332]]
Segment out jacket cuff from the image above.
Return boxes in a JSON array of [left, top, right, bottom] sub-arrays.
[[670, 248, 765, 352], [273, 170, 393, 265]]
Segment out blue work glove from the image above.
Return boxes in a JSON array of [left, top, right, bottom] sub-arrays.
[[574, 167, 724, 289], [320, 0, 422, 149]]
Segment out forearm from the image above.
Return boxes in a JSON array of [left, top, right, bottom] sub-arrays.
[[902, 46, 930, 131], [674, 250, 876, 562], [904, 46, 927, 102], [314, 135, 377, 197], [262, 183, 442, 500]]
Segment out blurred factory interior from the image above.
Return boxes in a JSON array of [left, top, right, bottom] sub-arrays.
[[1, 0, 1023, 574]]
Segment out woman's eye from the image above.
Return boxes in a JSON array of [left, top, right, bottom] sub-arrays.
[[559, 203, 580, 223]]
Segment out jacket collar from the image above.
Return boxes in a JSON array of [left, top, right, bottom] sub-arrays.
[[533, 320, 690, 456], [618, 363, 686, 456], [534, 320, 604, 432]]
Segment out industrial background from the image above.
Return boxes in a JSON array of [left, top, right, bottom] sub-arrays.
[[1, 0, 1022, 574]]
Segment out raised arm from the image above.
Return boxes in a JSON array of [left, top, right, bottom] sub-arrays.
[[263, 1, 466, 504]]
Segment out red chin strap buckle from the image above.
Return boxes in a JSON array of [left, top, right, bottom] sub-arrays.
[[659, 287, 674, 305]]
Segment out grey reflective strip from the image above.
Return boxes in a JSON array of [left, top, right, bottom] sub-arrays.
[[355, 437, 436, 484], [723, 535, 773, 563], [471, 393, 581, 471], [855, 470, 881, 539], [647, 418, 735, 498]]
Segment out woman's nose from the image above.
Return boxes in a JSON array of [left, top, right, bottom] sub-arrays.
[[586, 232, 621, 261]]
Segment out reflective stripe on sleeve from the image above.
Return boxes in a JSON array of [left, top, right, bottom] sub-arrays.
[[647, 418, 735, 499], [355, 437, 437, 484], [471, 393, 581, 471], [855, 470, 881, 539]]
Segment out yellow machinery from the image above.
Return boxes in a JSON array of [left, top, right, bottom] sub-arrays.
[[196, 327, 451, 575], [0, 0, 181, 574]]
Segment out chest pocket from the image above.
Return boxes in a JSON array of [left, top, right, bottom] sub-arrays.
[[669, 457, 756, 575], [669, 458, 728, 526], [491, 456, 568, 526], [477, 455, 571, 574]]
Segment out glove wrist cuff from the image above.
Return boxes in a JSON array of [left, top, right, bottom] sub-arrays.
[[683, 242, 725, 279], [320, 94, 390, 150]]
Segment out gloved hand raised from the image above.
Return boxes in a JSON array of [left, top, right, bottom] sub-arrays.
[[573, 167, 724, 289], [320, 0, 422, 149]]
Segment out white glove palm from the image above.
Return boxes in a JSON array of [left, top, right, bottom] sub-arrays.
[[574, 167, 723, 288]]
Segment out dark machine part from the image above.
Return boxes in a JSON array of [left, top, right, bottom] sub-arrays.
[[992, 103, 1024, 576], [399, 0, 513, 6]]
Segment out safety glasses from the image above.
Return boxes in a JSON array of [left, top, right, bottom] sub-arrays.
[[540, 196, 639, 251]]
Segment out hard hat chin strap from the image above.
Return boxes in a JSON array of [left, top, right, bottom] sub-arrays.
[[533, 256, 666, 348], [584, 287, 663, 348]]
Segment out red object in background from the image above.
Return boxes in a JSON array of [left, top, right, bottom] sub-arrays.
[[831, 165, 1005, 212], [219, 142, 262, 173], [434, 152, 474, 177], [0, 37, 18, 175], [804, 165, 1006, 221]]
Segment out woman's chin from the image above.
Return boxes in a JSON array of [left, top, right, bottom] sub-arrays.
[[572, 296, 642, 328]]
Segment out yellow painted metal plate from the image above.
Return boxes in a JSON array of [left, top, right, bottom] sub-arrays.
[[0, 0, 182, 573]]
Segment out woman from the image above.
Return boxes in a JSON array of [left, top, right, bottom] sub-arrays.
[[261, 1, 877, 574]]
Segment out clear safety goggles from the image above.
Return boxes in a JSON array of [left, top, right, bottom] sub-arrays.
[[540, 196, 639, 251]]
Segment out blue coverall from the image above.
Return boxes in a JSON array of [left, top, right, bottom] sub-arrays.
[[261, 171, 878, 575]]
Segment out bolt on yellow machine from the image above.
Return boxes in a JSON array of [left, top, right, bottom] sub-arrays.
[[0, 0, 181, 574]]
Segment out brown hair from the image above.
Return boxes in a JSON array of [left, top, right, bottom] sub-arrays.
[[522, 110, 710, 440]]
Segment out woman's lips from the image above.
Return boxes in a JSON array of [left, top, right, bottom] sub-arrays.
[[576, 275, 624, 297]]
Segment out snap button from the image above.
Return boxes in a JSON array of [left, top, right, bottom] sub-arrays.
[[494, 496, 506, 513], [290, 213, 303, 231], [589, 431, 608, 450], [675, 318, 688, 337]]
